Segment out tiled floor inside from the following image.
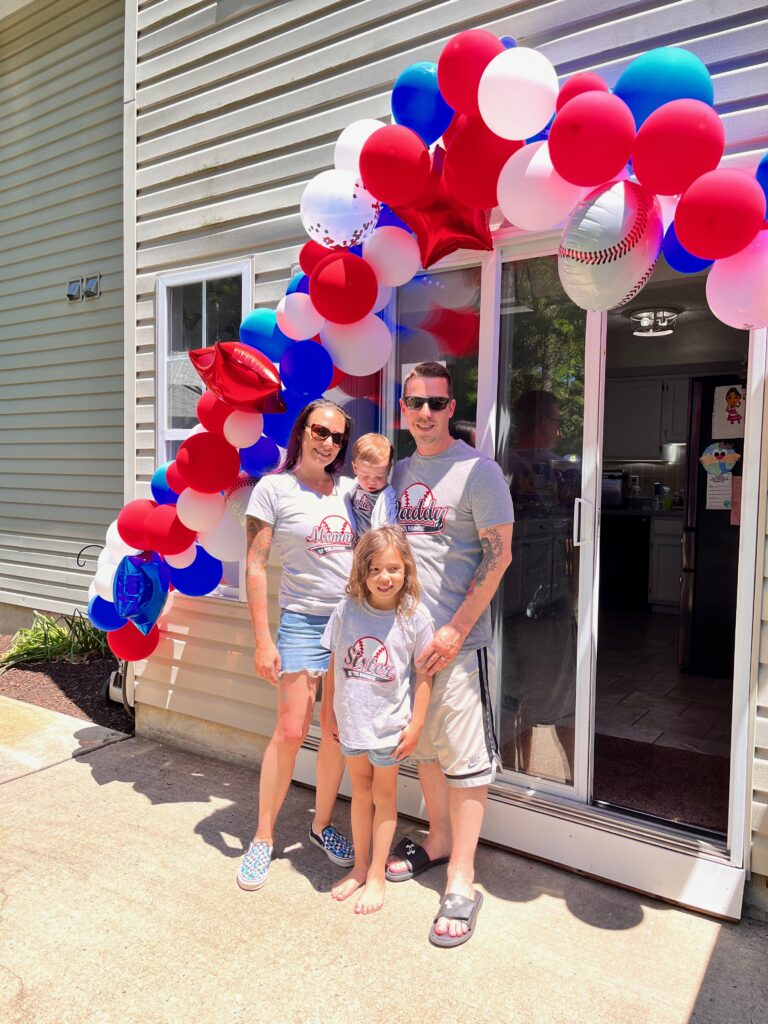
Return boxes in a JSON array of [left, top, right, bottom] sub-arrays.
[[594, 608, 732, 759]]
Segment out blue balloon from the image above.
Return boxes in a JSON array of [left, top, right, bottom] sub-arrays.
[[150, 462, 179, 505], [348, 244, 364, 257], [112, 554, 169, 635], [391, 61, 454, 146], [279, 341, 333, 399], [168, 547, 223, 597], [88, 595, 127, 632], [286, 272, 310, 296], [526, 113, 555, 144], [500, 36, 517, 48], [239, 308, 293, 361], [613, 46, 713, 128], [756, 151, 768, 207], [240, 434, 281, 476], [376, 205, 414, 233], [262, 390, 308, 448], [662, 223, 713, 274]]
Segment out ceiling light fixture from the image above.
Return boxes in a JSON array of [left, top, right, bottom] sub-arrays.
[[630, 308, 679, 337]]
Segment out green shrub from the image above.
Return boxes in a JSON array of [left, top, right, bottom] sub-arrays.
[[0, 610, 110, 672]]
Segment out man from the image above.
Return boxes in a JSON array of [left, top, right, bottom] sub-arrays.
[[388, 361, 514, 947]]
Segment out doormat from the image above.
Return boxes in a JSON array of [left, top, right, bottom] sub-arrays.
[[593, 733, 729, 834]]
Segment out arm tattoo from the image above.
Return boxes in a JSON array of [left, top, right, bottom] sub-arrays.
[[467, 527, 504, 597], [246, 517, 272, 572]]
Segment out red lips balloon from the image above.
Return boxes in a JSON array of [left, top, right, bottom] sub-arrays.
[[188, 342, 284, 413]]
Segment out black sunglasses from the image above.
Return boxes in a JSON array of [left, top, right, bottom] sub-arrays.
[[402, 396, 452, 412], [307, 422, 345, 447]]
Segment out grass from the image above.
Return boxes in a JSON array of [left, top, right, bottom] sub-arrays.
[[0, 610, 110, 673]]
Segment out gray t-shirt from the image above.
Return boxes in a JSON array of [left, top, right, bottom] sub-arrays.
[[391, 440, 515, 650], [246, 473, 356, 616], [321, 597, 433, 749]]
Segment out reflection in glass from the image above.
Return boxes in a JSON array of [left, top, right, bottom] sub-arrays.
[[206, 277, 242, 345], [393, 266, 481, 459], [496, 257, 585, 785]]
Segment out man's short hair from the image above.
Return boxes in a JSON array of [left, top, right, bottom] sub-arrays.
[[513, 389, 559, 435], [352, 432, 394, 468], [402, 361, 454, 399]]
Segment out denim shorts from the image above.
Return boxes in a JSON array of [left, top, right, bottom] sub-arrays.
[[340, 744, 400, 768], [276, 610, 331, 676]]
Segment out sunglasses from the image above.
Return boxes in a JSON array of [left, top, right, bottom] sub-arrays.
[[402, 396, 452, 412], [307, 422, 345, 447]]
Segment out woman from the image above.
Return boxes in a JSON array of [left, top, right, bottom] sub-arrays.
[[238, 399, 356, 890]]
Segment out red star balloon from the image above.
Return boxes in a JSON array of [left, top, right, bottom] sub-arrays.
[[189, 342, 285, 413], [393, 147, 493, 269]]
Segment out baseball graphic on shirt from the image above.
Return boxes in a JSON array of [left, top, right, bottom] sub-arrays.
[[353, 635, 389, 665], [396, 482, 448, 534], [306, 514, 355, 556], [320, 514, 352, 535], [399, 483, 434, 509]]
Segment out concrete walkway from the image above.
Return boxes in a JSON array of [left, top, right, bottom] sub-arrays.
[[0, 713, 766, 1024]]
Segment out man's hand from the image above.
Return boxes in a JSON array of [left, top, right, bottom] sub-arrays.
[[415, 623, 464, 675], [254, 640, 281, 685]]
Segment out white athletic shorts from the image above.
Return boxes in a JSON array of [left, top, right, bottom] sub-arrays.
[[411, 645, 500, 788]]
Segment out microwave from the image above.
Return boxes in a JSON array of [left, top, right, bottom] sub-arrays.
[[601, 471, 630, 508]]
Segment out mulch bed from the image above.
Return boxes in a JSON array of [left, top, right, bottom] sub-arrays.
[[0, 633, 134, 734]]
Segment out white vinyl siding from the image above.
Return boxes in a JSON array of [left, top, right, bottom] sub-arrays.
[[129, 1, 768, 835], [0, 0, 124, 615]]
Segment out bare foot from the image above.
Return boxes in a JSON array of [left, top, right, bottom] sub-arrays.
[[331, 868, 367, 902], [354, 876, 386, 914], [434, 882, 474, 939], [386, 835, 450, 877]]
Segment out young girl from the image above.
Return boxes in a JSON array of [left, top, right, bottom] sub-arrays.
[[321, 525, 433, 914]]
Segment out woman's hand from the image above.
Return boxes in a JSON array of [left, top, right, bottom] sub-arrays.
[[415, 624, 463, 675], [254, 639, 281, 685], [394, 721, 421, 761]]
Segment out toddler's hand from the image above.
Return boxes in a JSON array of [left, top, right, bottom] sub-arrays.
[[394, 722, 420, 761]]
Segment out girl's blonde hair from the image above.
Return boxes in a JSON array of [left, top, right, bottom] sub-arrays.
[[347, 526, 420, 614]]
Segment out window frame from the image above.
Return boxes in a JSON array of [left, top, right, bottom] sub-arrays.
[[155, 258, 254, 601]]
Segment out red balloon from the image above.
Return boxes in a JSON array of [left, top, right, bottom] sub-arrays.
[[549, 91, 636, 187], [421, 306, 479, 357], [108, 621, 160, 662], [309, 252, 378, 324], [117, 499, 157, 551], [393, 147, 492, 268], [675, 168, 767, 260], [165, 461, 185, 493], [196, 390, 233, 434], [335, 368, 381, 400], [189, 341, 284, 412], [437, 29, 504, 116], [444, 117, 522, 209], [632, 99, 725, 196], [175, 432, 241, 494], [299, 240, 331, 275], [359, 125, 432, 207], [556, 71, 610, 112], [143, 504, 197, 556], [441, 111, 470, 147]]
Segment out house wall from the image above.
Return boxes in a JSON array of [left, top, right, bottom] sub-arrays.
[[128, 0, 768, 893], [0, 0, 125, 625]]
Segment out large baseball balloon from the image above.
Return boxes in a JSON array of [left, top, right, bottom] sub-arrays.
[[558, 180, 663, 311]]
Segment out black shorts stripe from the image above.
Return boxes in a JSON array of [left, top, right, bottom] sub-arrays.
[[444, 766, 495, 781], [476, 647, 499, 766]]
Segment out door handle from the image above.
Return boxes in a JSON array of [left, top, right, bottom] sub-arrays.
[[573, 498, 591, 547]]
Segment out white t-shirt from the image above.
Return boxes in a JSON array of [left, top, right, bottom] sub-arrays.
[[246, 473, 356, 616], [321, 597, 434, 749]]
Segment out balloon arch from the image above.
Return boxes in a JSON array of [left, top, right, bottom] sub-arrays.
[[88, 30, 768, 661]]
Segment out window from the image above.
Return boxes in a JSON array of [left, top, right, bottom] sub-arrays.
[[156, 260, 252, 600]]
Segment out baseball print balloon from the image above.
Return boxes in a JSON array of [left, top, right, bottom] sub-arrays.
[[558, 180, 663, 311]]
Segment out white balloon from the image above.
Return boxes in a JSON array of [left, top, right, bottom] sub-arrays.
[[94, 562, 117, 601], [362, 227, 421, 287], [199, 513, 246, 562], [165, 544, 197, 569], [658, 193, 679, 233], [300, 169, 380, 249], [276, 293, 326, 341], [105, 520, 139, 558], [189, 423, 207, 436], [176, 488, 226, 532], [478, 47, 558, 141], [334, 119, 386, 176], [88, 580, 98, 603], [371, 282, 393, 314], [97, 546, 120, 567], [422, 270, 480, 311], [158, 589, 176, 624], [320, 315, 393, 375], [497, 141, 585, 231], [558, 180, 663, 311], [223, 410, 263, 449], [706, 230, 768, 330]]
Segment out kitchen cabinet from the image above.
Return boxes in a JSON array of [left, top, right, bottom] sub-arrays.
[[604, 375, 689, 459], [649, 517, 683, 608]]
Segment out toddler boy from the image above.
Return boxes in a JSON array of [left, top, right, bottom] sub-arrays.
[[345, 433, 397, 534]]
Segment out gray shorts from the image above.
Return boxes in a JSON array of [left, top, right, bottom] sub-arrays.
[[411, 645, 499, 788]]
